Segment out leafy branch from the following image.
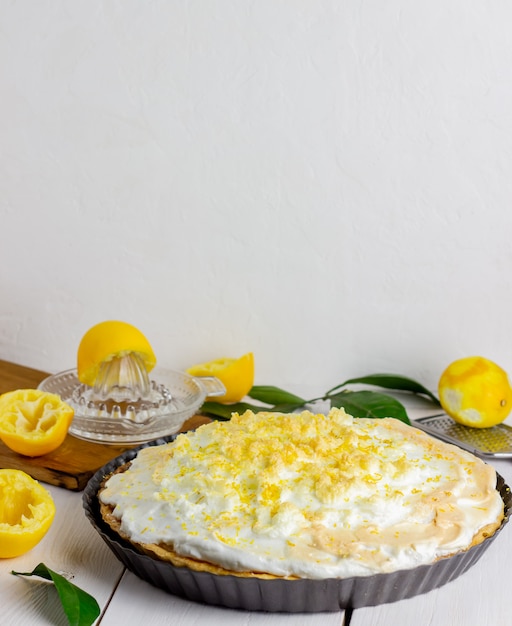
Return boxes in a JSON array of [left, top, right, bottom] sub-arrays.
[[201, 373, 441, 425]]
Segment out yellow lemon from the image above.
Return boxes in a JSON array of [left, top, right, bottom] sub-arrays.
[[0, 469, 56, 558], [77, 320, 156, 386], [438, 356, 512, 428], [187, 353, 254, 403], [0, 389, 74, 457]]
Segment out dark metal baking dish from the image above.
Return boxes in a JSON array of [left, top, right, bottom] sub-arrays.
[[83, 437, 511, 613]]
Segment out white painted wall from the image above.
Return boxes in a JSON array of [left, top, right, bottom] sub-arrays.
[[2, 1, 512, 397]]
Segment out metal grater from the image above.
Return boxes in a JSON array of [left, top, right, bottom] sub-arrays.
[[414, 414, 512, 459]]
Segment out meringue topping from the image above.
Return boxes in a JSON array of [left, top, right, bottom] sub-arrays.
[[100, 408, 504, 579]]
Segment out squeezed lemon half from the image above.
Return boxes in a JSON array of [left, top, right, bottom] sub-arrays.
[[0, 469, 55, 558], [77, 320, 156, 386], [0, 389, 74, 457], [187, 353, 254, 403]]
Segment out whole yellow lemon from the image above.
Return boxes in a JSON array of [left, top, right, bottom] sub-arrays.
[[438, 356, 512, 428]]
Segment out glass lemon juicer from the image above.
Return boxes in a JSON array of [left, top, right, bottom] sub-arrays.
[[38, 353, 225, 444]]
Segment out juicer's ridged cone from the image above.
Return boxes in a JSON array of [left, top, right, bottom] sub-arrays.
[[92, 353, 152, 402]]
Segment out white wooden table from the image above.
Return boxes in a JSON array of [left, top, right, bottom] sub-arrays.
[[1, 398, 510, 626]]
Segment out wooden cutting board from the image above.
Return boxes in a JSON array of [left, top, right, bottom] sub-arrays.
[[0, 435, 133, 491], [0, 359, 210, 491]]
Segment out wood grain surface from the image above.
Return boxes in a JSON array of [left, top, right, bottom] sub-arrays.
[[0, 358, 49, 393]]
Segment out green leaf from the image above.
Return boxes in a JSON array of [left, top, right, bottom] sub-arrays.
[[201, 395, 307, 420], [201, 373, 435, 425], [327, 373, 440, 405], [12, 563, 100, 626], [267, 402, 308, 413], [200, 401, 270, 420], [248, 385, 306, 406], [329, 390, 410, 424]]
